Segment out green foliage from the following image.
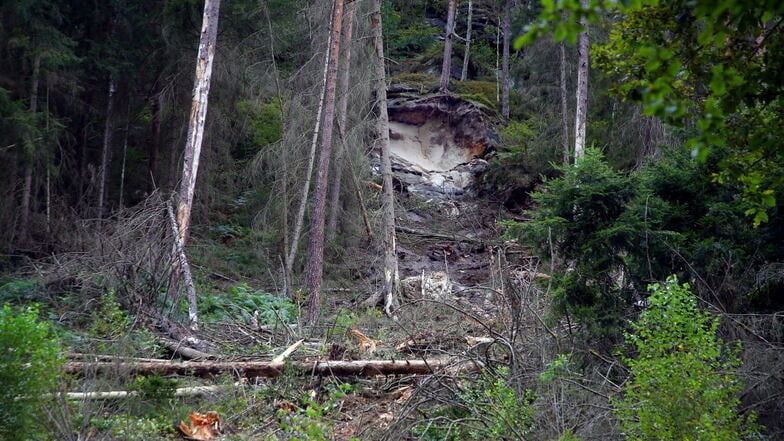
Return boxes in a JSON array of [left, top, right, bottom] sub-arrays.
[[413, 368, 535, 441], [0, 277, 42, 303], [383, 2, 440, 58], [519, 0, 784, 225], [130, 375, 178, 417], [89, 289, 131, 340], [198, 284, 297, 324], [90, 414, 176, 441], [614, 277, 756, 440], [0, 304, 65, 441], [235, 99, 284, 160], [506, 148, 635, 336], [277, 383, 357, 441]]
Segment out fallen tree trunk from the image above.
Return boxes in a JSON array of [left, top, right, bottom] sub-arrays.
[[64, 358, 471, 378]]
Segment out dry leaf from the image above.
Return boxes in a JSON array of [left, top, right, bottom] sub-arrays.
[[350, 329, 380, 355], [178, 411, 222, 441]]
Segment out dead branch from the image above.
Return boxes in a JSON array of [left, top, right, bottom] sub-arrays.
[[159, 337, 215, 360]]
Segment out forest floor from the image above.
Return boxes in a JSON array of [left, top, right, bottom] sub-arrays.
[[150, 189, 541, 440]]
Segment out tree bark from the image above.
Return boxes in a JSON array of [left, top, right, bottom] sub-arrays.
[[64, 358, 466, 378], [372, 0, 399, 317], [326, 0, 356, 243], [460, 0, 474, 81], [501, 0, 512, 120], [574, 0, 589, 163], [439, 0, 458, 92], [16, 54, 41, 249], [149, 93, 162, 191], [304, 0, 345, 326], [97, 78, 116, 220], [560, 40, 570, 165], [167, 202, 199, 331], [285, 2, 335, 299], [177, 0, 221, 246]]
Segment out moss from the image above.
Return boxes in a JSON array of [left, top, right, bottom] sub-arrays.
[[452, 80, 498, 111]]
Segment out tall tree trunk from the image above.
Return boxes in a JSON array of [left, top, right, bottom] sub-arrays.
[[460, 0, 473, 81], [285, 2, 335, 299], [327, 0, 356, 243], [149, 94, 162, 191], [173, 0, 221, 331], [439, 0, 457, 92], [372, 0, 399, 316], [177, 0, 220, 246], [97, 78, 116, 219], [16, 54, 41, 249], [305, 0, 345, 327], [560, 41, 570, 164], [574, 0, 589, 163], [501, 0, 512, 120]]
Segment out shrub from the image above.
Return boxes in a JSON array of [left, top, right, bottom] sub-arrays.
[[614, 277, 755, 440], [0, 304, 65, 441]]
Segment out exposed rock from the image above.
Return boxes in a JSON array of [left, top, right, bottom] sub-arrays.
[[382, 93, 495, 199]]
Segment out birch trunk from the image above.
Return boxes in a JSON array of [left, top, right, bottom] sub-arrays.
[[439, 0, 457, 91], [177, 0, 221, 246], [501, 0, 512, 120], [327, 1, 356, 243], [560, 41, 570, 164], [460, 0, 473, 81], [372, 0, 399, 316], [97, 79, 116, 220], [305, 0, 345, 326], [574, 0, 589, 163]]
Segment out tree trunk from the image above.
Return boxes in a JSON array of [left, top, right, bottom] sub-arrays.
[[176, 0, 221, 246], [327, 0, 356, 243], [97, 78, 116, 220], [149, 93, 162, 192], [574, 0, 589, 163], [64, 357, 468, 378], [304, 0, 345, 326], [560, 40, 570, 165], [439, 0, 457, 92], [501, 0, 512, 120], [460, 0, 474, 81], [372, 0, 399, 316], [171, 0, 221, 330], [285, 2, 335, 299], [16, 54, 41, 249]]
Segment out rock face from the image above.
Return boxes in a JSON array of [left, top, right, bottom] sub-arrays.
[[384, 91, 494, 198]]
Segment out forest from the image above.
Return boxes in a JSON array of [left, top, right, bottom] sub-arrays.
[[0, 0, 782, 439]]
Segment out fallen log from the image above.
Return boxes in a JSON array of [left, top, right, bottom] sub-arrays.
[[64, 358, 471, 378]]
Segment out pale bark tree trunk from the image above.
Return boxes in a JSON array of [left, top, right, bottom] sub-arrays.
[[439, 0, 458, 92], [501, 0, 512, 120], [460, 0, 473, 81], [285, 2, 335, 299], [372, 0, 399, 316], [177, 0, 220, 246], [172, 0, 221, 331], [574, 0, 589, 163], [17, 54, 41, 249], [327, 0, 356, 243], [560, 41, 570, 164], [97, 79, 116, 219], [305, 0, 345, 326]]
